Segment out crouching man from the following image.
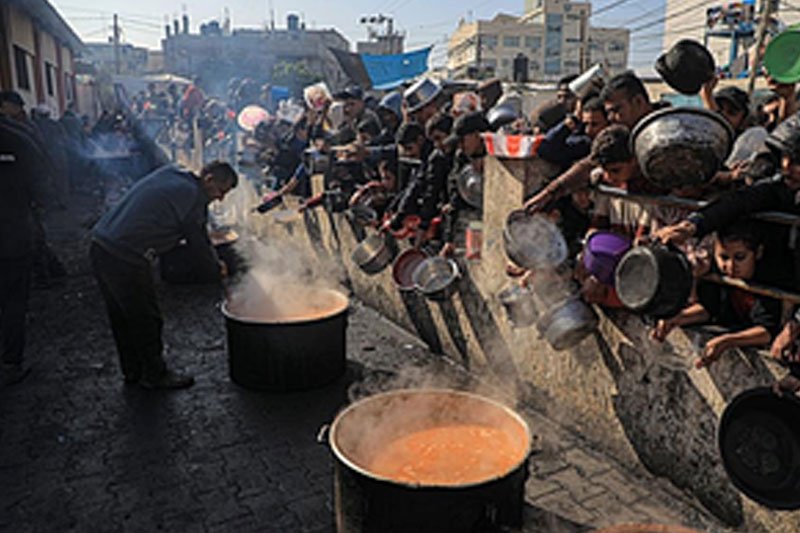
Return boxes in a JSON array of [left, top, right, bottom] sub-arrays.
[[90, 161, 237, 389]]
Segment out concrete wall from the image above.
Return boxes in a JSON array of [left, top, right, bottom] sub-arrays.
[[244, 156, 800, 532]]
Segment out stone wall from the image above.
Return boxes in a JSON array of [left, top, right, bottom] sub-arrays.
[[249, 157, 800, 532]]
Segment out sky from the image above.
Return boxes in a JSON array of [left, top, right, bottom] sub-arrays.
[[51, 0, 669, 70]]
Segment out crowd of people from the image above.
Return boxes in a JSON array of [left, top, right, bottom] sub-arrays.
[[227, 53, 800, 390], [7, 38, 800, 392]]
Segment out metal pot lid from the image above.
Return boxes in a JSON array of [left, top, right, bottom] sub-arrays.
[[719, 387, 800, 509], [631, 106, 734, 189], [615, 247, 660, 310], [504, 211, 568, 269], [456, 166, 484, 209]]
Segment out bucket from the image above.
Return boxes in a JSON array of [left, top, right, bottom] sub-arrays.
[[764, 27, 800, 84]]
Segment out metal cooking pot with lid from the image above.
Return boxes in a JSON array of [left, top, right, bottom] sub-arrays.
[[503, 210, 568, 270], [615, 243, 692, 319], [351, 233, 398, 275], [719, 387, 800, 510], [631, 107, 733, 189]]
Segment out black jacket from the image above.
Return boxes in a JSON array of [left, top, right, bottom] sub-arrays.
[[0, 117, 51, 260]]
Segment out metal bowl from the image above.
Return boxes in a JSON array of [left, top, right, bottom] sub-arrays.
[[412, 257, 460, 301], [503, 210, 568, 270], [456, 166, 484, 209], [631, 106, 734, 189]]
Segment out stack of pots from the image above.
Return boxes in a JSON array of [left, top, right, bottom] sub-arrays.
[[502, 211, 598, 350]]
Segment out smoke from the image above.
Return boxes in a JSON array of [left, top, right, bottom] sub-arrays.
[[224, 222, 348, 322]]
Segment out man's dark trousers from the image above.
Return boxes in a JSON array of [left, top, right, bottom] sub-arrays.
[[89, 242, 167, 382], [0, 258, 32, 366]]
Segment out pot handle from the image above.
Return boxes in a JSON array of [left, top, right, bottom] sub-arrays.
[[316, 424, 331, 446]]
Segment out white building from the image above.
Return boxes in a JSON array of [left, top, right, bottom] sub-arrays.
[[448, 0, 629, 81]]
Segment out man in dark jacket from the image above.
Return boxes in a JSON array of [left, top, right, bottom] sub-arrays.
[[0, 115, 51, 385], [90, 161, 237, 389]]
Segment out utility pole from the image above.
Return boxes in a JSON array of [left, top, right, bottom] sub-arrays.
[[113, 13, 120, 75], [578, 9, 588, 72], [748, 0, 776, 95]]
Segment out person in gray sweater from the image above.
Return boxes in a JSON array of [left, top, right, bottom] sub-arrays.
[[90, 161, 238, 389]]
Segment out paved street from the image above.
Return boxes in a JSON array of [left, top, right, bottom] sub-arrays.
[[0, 193, 728, 532]]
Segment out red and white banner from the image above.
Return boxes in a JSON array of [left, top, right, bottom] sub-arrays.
[[482, 133, 544, 159]]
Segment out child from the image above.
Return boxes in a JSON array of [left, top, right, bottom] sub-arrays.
[[652, 221, 782, 368]]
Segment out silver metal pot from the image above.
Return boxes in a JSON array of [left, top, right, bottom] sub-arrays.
[[351, 233, 397, 275], [498, 285, 538, 328], [631, 106, 734, 189], [412, 257, 460, 301], [536, 297, 598, 351], [456, 166, 484, 209], [503, 210, 568, 270]]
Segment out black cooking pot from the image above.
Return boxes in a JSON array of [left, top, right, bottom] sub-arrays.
[[614, 243, 692, 319], [323, 389, 532, 533], [719, 387, 800, 510], [221, 289, 349, 391]]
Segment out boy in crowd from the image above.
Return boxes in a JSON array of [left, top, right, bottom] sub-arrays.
[[652, 222, 781, 368]]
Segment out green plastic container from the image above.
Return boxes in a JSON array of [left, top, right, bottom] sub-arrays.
[[764, 26, 800, 83]]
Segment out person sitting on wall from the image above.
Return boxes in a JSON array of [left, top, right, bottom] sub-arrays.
[[651, 221, 781, 369]]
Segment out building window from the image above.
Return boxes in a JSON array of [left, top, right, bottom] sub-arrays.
[[482, 34, 498, 49], [503, 35, 520, 47], [525, 36, 542, 51], [544, 14, 563, 75], [608, 41, 626, 52], [64, 73, 74, 102], [13, 46, 31, 91], [45, 63, 55, 97]]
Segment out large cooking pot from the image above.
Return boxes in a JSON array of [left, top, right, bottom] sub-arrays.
[[719, 387, 800, 510], [351, 233, 398, 275], [503, 210, 568, 270], [392, 248, 428, 291], [536, 296, 598, 351], [631, 107, 733, 189], [324, 389, 532, 532], [221, 288, 349, 391], [412, 257, 460, 301], [498, 285, 538, 328], [615, 243, 692, 319]]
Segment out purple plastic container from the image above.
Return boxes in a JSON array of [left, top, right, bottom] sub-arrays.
[[583, 232, 632, 286]]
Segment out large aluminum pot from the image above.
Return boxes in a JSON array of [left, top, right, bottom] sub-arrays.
[[504, 210, 568, 270], [222, 289, 349, 391], [631, 107, 733, 189], [351, 233, 398, 275], [324, 389, 532, 533]]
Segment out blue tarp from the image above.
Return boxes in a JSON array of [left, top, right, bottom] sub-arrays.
[[361, 47, 432, 91]]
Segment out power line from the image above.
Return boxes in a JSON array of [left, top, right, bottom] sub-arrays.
[[592, 0, 638, 18]]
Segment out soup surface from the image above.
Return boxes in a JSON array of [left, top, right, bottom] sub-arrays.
[[367, 424, 523, 485], [227, 287, 348, 323]]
